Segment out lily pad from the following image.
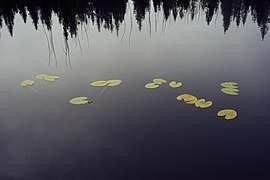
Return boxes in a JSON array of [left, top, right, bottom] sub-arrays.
[[221, 85, 238, 89], [221, 88, 239, 95], [69, 97, 91, 105], [21, 80, 34, 87], [177, 94, 197, 104], [153, 78, 167, 84], [221, 82, 238, 87], [36, 74, 48, 80], [217, 109, 237, 120], [44, 76, 58, 82], [145, 83, 159, 89], [195, 99, 213, 108], [169, 81, 183, 88], [49, 76, 60, 79], [107, 80, 122, 87], [91, 80, 108, 87]]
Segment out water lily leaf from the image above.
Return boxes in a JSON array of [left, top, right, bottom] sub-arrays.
[[177, 94, 197, 104], [221, 82, 238, 87], [221, 85, 238, 89], [221, 88, 239, 95], [107, 80, 122, 87], [36, 74, 48, 80], [186, 98, 198, 104], [44, 76, 57, 82], [21, 80, 34, 87], [69, 97, 91, 105], [145, 83, 159, 89], [195, 99, 213, 108], [169, 81, 183, 88], [49, 76, 60, 80], [153, 78, 167, 84], [91, 80, 108, 87], [217, 109, 237, 120]]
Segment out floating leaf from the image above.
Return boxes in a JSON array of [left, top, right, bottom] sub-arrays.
[[169, 81, 183, 88], [107, 80, 122, 87], [21, 80, 34, 87], [221, 85, 238, 89], [49, 76, 60, 80], [177, 94, 197, 104], [217, 109, 237, 120], [44, 76, 57, 82], [153, 78, 167, 84], [91, 80, 108, 87], [221, 88, 239, 95], [195, 99, 213, 108], [69, 97, 91, 105], [186, 98, 198, 104], [36, 74, 47, 80], [145, 83, 159, 89], [221, 82, 238, 87]]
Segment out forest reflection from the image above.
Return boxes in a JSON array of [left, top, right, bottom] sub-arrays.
[[0, 0, 269, 39]]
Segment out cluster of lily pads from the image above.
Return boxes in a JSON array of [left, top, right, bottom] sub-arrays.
[[145, 78, 183, 89], [144, 78, 238, 120], [221, 82, 240, 95], [177, 94, 213, 109], [21, 76, 239, 120], [20, 74, 60, 87]]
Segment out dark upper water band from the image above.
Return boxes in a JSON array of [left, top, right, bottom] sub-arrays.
[[0, 0, 269, 39]]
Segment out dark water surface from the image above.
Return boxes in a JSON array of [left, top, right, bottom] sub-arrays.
[[1, 0, 270, 179]]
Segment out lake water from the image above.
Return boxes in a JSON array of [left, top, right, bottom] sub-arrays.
[[1, 0, 270, 179]]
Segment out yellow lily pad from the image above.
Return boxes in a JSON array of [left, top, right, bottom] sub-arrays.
[[145, 83, 159, 89], [169, 81, 183, 88], [195, 99, 213, 108], [221, 88, 239, 95], [49, 76, 60, 80], [90, 80, 108, 87], [186, 98, 198, 104], [221, 85, 238, 89], [21, 80, 34, 87], [217, 109, 237, 120], [69, 97, 91, 105], [221, 82, 238, 87], [44, 76, 57, 82], [107, 80, 122, 87], [35, 74, 48, 80], [177, 94, 197, 104], [153, 78, 167, 84]]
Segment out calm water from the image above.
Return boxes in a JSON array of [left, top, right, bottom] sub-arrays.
[[1, 0, 270, 179]]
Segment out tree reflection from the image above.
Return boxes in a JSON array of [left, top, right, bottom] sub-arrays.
[[0, 0, 269, 39]]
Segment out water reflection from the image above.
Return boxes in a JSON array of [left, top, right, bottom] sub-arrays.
[[0, 0, 270, 39]]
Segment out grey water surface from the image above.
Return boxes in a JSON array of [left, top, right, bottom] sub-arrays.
[[0, 0, 270, 179]]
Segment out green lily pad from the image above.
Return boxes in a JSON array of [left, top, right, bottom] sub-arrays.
[[217, 109, 237, 120], [169, 81, 183, 88], [21, 80, 34, 87], [145, 83, 159, 89], [49, 76, 60, 80], [221, 85, 238, 89], [221, 82, 238, 87], [69, 97, 91, 105], [221, 88, 239, 95], [36, 74, 48, 80], [195, 99, 213, 108], [177, 94, 197, 104], [107, 80, 122, 87], [44, 76, 57, 82], [91, 80, 108, 87], [153, 78, 167, 84]]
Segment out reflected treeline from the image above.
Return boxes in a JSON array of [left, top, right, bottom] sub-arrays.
[[0, 0, 270, 39]]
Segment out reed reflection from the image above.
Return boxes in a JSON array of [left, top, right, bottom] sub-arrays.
[[0, 0, 269, 39]]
